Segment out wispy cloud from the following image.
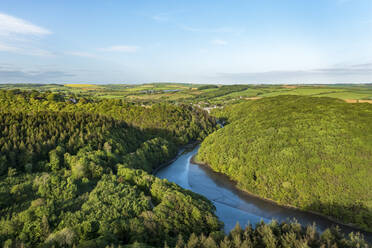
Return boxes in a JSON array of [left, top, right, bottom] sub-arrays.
[[0, 41, 53, 57], [24, 48, 54, 57], [214, 63, 372, 83], [0, 65, 74, 83], [350, 63, 372, 68], [0, 13, 51, 36], [0, 43, 19, 52], [100, 45, 139, 53], [182, 26, 245, 34], [0, 13, 52, 57], [211, 39, 227, 45], [152, 14, 169, 22], [66, 51, 97, 58]]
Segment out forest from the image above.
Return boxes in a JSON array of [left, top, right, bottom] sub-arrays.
[[0, 89, 222, 247], [0, 90, 370, 247], [117, 222, 370, 248], [197, 95, 372, 233]]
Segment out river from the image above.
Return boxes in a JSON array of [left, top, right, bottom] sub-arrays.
[[156, 145, 372, 241]]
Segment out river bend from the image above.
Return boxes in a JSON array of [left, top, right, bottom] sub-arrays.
[[156, 146, 372, 241]]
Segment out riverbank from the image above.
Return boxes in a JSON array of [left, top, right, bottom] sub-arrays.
[[151, 141, 199, 175], [190, 154, 372, 237]]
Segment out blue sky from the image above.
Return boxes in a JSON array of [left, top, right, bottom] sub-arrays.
[[0, 0, 371, 84]]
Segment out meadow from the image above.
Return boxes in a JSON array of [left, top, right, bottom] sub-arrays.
[[1, 83, 371, 106]]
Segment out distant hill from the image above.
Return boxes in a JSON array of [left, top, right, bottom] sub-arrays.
[[1, 83, 372, 106]]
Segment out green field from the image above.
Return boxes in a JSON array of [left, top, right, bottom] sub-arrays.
[[1, 83, 371, 106]]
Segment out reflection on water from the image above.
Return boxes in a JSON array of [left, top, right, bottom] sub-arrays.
[[156, 146, 372, 241]]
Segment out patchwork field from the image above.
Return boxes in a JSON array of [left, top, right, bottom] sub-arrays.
[[1, 83, 371, 106]]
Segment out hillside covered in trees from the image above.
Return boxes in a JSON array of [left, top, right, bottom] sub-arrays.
[[0, 90, 370, 247], [197, 95, 372, 232], [0, 90, 222, 247], [0, 89, 217, 145]]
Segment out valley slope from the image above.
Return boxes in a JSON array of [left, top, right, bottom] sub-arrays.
[[197, 95, 372, 232], [0, 90, 221, 247], [0, 90, 370, 247]]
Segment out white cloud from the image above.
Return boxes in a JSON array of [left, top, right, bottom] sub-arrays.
[[182, 26, 245, 34], [214, 63, 372, 84], [0, 64, 74, 83], [100, 45, 139, 53], [212, 39, 227, 45], [0, 13, 53, 57], [25, 48, 54, 57], [0, 13, 51, 36], [0, 45, 54, 57], [0, 43, 19, 52], [0, 41, 53, 56], [152, 14, 169, 22], [66, 51, 97, 58]]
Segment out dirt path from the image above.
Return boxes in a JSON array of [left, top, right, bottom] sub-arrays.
[[344, 99, 372, 104]]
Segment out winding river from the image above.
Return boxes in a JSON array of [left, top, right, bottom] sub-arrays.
[[156, 146, 372, 242]]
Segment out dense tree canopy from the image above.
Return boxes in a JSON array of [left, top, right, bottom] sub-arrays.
[[0, 112, 147, 175], [198, 95, 372, 232], [0, 90, 370, 247], [0, 89, 217, 145], [85, 221, 371, 248], [164, 221, 370, 248], [0, 90, 222, 247]]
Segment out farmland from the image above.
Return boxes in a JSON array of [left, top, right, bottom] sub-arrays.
[[1, 83, 371, 106]]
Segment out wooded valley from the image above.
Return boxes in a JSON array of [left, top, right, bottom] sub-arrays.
[[0, 89, 370, 247]]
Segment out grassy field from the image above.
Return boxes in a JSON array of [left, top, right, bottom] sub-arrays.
[[64, 84, 101, 88], [1, 83, 372, 105]]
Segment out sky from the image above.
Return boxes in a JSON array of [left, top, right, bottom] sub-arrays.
[[0, 0, 371, 84]]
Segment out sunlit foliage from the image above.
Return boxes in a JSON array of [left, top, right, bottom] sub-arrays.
[[198, 95, 372, 232]]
